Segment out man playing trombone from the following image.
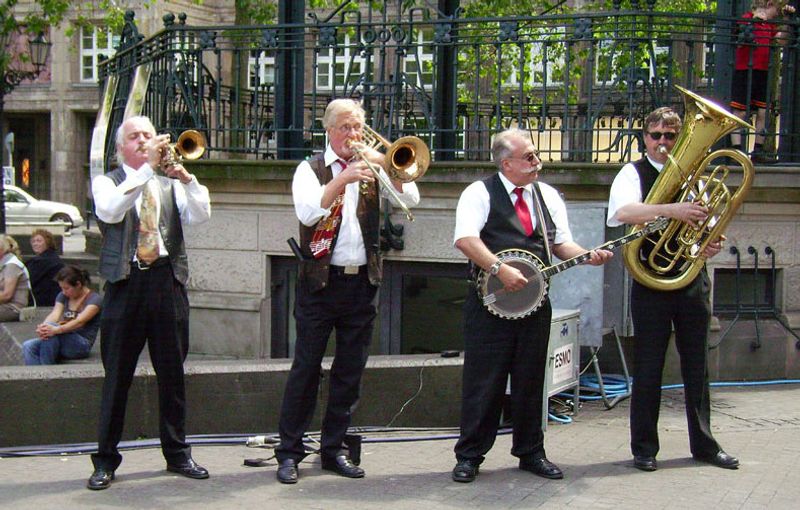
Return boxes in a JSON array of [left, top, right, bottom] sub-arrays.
[[275, 98, 419, 484], [88, 116, 211, 490]]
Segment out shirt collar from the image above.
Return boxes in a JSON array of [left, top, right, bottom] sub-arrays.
[[324, 145, 346, 168], [498, 172, 532, 196], [122, 162, 154, 177], [646, 155, 665, 172]]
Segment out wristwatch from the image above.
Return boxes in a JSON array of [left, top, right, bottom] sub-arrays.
[[489, 260, 503, 275]]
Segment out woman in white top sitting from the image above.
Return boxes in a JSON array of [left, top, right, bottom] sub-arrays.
[[0, 234, 31, 322]]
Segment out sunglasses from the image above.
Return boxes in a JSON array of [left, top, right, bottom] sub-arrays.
[[506, 151, 541, 164], [647, 131, 677, 141]]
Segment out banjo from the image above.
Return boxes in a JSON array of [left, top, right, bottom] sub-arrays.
[[478, 217, 669, 319]]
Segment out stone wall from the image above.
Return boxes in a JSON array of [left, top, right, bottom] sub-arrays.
[[181, 160, 800, 365]]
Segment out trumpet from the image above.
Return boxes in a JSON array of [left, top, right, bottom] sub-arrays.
[[346, 124, 429, 221], [161, 129, 206, 168]]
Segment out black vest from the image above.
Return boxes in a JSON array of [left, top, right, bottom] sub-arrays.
[[297, 154, 381, 293], [632, 157, 685, 279], [632, 157, 660, 200], [97, 168, 189, 285], [480, 174, 556, 263]]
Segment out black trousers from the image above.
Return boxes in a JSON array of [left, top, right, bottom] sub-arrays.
[[629, 272, 720, 458], [454, 291, 552, 464], [275, 270, 377, 462], [91, 260, 191, 471]]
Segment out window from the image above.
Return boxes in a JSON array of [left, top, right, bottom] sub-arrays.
[[402, 30, 434, 89], [504, 28, 566, 88], [248, 50, 276, 89], [316, 33, 365, 91], [269, 257, 470, 357], [713, 268, 777, 317], [80, 26, 120, 83]]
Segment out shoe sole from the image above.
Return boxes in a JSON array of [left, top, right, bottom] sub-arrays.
[[634, 464, 657, 472], [321, 466, 364, 478], [520, 465, 563, 479], [87, 472, 115, 490], [694, 458, 739, 470], [166, 467, 210, 479]]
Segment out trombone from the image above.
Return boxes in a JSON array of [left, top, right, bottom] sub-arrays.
[[347, 124, 429, 221]]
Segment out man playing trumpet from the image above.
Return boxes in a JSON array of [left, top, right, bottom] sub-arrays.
[[88, 116, 211, 490], [274, 98, 419, 484]]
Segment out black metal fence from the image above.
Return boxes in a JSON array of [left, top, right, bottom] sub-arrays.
[[99, 3, 800, 165]]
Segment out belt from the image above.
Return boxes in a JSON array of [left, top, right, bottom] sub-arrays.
[[329, 264, 365, 276], [132, 257, 170, 271]]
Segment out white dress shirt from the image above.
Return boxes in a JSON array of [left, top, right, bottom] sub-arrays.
[[92, 163, 212, 259], [453, 172, 573, 245], [292, 145, 420, 266], [606, 155, 663, 227]]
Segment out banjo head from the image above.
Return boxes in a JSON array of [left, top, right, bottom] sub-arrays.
[[479, 249, 548, 320]]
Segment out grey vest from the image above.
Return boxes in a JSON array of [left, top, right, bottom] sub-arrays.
[[97, 168, 189, 285]]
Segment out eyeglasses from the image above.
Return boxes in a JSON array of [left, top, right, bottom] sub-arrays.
[[506, 151, 541, 164], [336, 123, 362, 134], [647, 131, 677, 141]]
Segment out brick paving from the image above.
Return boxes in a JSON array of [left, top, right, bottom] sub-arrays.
[[1, 384, 799, 509]]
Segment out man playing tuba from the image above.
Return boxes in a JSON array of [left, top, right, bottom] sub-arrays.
[[607, 107, 738, 473]]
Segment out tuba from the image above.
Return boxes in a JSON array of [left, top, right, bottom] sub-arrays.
[[161, 129, 207, 167], [622, 86, 755, 291], [348, 124, 430, 221]]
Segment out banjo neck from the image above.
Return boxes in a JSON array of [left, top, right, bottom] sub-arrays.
[[541, 217, 668, 279]]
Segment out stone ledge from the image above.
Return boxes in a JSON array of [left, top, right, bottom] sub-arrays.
[[0, 355, 464, 447]]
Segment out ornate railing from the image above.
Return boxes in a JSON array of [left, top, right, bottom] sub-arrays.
[[98, 3, 800, 165]]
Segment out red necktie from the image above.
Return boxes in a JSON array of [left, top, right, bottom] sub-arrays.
[[513, 187, 534, 236], [309, 160, 347, 259]]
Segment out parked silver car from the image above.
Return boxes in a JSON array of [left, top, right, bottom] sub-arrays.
[[3, 185, 84, 230]]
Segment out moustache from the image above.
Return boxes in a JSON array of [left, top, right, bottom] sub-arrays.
[[520, 163, 543, 174]]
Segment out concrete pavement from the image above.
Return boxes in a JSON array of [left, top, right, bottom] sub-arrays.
[[1, 383, 799, 509]]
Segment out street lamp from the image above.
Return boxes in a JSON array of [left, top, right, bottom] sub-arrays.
[[0, 31, 52, 233]]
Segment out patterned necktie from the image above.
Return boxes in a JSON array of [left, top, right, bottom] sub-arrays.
[[136, 180, 160, 264], [513, 187, 534, 236], [309, 160, 347, 259]]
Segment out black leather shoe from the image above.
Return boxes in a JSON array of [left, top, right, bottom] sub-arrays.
[[87, 468, 115, 490], [633, 456, 658, 472], [321, 454, 365, 478], [166, 458, 210, 479], [694, 450, 739, 470], [277, 459, 298, 484], [519, 457, 563, 479], [452, 459, 480, 483]]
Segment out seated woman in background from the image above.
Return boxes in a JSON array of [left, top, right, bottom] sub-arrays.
[[22, 266, 102, 365], [26, 228, 65, 306], [0, 234, 31, 322]]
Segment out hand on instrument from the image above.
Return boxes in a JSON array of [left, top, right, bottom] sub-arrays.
[[163, 163, 193, 184], [668, 201, 708, 229], [585, 249, 614, 266], [339, 159, 375, 185], [497, 264, 528, 293], [702, 235, 725, 258], [146, 134, 171, 169]]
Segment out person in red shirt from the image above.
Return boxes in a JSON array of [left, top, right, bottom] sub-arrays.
[[729, 0, 795, 163]]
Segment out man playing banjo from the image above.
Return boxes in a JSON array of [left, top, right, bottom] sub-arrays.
[[451, 128, 612, 483]]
